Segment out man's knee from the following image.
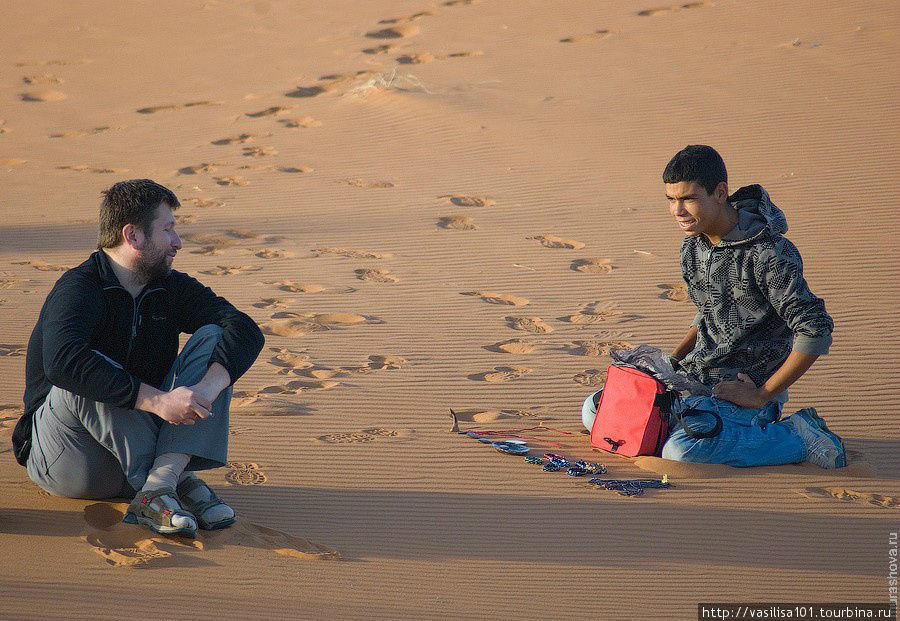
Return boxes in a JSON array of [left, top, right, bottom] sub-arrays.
[[191, 324, 224, 342]]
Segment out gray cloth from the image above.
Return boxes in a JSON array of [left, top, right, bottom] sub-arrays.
[[678, 184, 834, 389], [610, 344, 712, 395], [26, 325, 232, 499]]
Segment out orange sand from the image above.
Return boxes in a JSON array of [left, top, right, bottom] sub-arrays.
[[1, 1, 898, 618]]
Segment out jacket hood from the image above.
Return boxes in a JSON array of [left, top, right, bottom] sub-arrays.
[[719, 184, 788, 246]]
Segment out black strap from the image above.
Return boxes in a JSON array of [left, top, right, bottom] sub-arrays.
[[676, 406, 723, 439]]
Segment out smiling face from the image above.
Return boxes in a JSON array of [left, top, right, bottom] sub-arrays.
[[133, 203, 182, 283], [665, 180, 730, 242]]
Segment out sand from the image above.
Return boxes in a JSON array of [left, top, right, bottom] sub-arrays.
[[1, 0, 898, 618]]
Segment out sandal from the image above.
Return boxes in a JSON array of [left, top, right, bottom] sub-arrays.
[[123, 487, 198, 537], [176, 476, 236, 530]]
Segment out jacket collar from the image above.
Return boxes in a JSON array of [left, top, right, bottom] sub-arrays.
[[93, 249, 169, 292]]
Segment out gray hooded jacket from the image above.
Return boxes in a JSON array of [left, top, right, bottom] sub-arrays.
[[678, 185, 833, 394]]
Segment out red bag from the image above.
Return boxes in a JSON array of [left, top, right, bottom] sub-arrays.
[[590, 365, 673, 457]]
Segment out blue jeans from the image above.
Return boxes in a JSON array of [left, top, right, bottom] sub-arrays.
[[581, 391, 807, 467]]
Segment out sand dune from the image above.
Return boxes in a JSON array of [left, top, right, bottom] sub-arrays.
[[1, 0, 898, 618]]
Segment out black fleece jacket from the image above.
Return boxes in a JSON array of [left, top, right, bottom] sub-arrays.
[[13, 250, 264, 466]]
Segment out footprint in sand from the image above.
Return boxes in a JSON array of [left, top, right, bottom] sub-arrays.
[[366, 355, 406, 370], [561, 301, 636, 324], [355, 268, 398, 283], [314, 427, 412, 444], [573, 369, 605, 386], [365, 25, 421, 39], [225, 462, 268, 485], [468, 365, 532, 382], [245, 106, 293, 118], [438, 215, 476, 230], [278, 165, 314, 173], [0, 344, 26, 357], [211, 133, 257, 145], [506, 316, 554, 334], [136, 100, 221, 114], [12, 260, 72, 272], [199, 265, 262, 276], [0, 158, 27, 166], [185, 197, 225, 209], [312, 247, 390, 260], [278, 116, 322, 128], [253, 298, 291, 309], [83, 502, 338, 566], [266, 280, 327, 293], [22, 74, 63, 84], [175, 214, 197, 225], [378, 10, 435, 25], [442, 0, 477, 5], [571, 258, 614, 273], [362, 43, 402, 55], [439, 194, 496, 207], [637, 2, 712, 16], [658, 282, 689, 302], [49, 126, 122, 138], [20, 90, 67, 102], [58, 164, 129, 174], [528, 235, 585, 250], [0, 120, 9, 134], [560, 29, 611, 43], [285, 84, 335, 98], [397, 50, 483, 64], [242, 146, 277, 157], [485, 339, 535, 354], [462, 291, 529, 306], [254, 248, 295, 259], [565, 336, 635, 357], [799, 487, 898, 509], [0, 277, 26, 289], [214, 175, 248, 186], [339, 178, 395, 189], [182, 232, 235, 256], [452, 408, 542, 423], [179, 163, 222, 175], [259, 312, 376, 338]]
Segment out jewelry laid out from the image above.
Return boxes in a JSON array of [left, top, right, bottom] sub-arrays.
[[451, 409, 671, 497]]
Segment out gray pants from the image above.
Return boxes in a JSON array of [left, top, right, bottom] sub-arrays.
[[26, 325, 233, 499]]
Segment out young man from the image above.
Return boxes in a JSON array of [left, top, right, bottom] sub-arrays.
[[13, 179, 265, 536], [582, 145, 846, 468]]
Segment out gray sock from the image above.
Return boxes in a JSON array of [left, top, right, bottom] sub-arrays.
[[179, 471, 235, 524], [141, 452, 196, 531]]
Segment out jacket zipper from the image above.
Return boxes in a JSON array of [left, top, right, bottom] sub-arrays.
[[124, 286, 164, 365]]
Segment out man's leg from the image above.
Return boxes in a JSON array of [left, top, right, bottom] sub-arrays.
[[26, 385, 159, 499], [152, 324, 235, 529], [661, 395, 806, 467]]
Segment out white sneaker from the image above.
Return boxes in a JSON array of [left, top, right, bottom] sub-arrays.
[[788, 408, 847, 469]]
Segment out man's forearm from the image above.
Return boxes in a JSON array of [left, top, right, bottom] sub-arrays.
[[758, 350, 819, 401], [193, 361, 232, 402], [671, 326, 698, 360]]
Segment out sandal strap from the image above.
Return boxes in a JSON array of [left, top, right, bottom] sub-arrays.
[[129, 487, 194, 528], [176, 477, 224, 516]]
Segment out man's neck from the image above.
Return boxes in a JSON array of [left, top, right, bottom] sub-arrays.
[[102, 248, 146, 298], [703, 204, 739, 246]]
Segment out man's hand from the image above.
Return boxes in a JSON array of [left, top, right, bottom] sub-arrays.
[[138, 385, 211, 425], [712, 373, 767, 409]]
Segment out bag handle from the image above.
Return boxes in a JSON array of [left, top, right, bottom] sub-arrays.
[[676, 406, 722, 439]]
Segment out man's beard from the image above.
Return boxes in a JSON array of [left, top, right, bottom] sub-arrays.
[[133, 240, 171, 285]]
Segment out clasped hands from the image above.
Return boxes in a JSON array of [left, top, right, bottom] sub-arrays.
[[712, 372, 769, 409]]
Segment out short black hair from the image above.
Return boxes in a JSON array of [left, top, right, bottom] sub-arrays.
[[97, 179, 179, 248], [662, 145, 727, 195]]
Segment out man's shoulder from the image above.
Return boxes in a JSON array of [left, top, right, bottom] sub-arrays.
[[49, 254, 103, 294]]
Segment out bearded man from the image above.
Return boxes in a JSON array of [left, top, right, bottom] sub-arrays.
[[13, 179, 264, 536]]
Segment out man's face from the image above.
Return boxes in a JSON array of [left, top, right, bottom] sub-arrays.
[[665, 181, 726, 238], [134, 203, 182, 283]]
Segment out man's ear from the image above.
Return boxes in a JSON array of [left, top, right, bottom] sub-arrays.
[[714, 181, 729, 204], [122, 223, 142, 250]]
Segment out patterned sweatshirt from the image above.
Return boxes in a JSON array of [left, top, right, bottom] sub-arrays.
[[677, 184, 833, 395]]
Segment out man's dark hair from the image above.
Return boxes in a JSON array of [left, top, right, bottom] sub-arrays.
[[662, 145, 728, 196], [97, 179, 179, 248]]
